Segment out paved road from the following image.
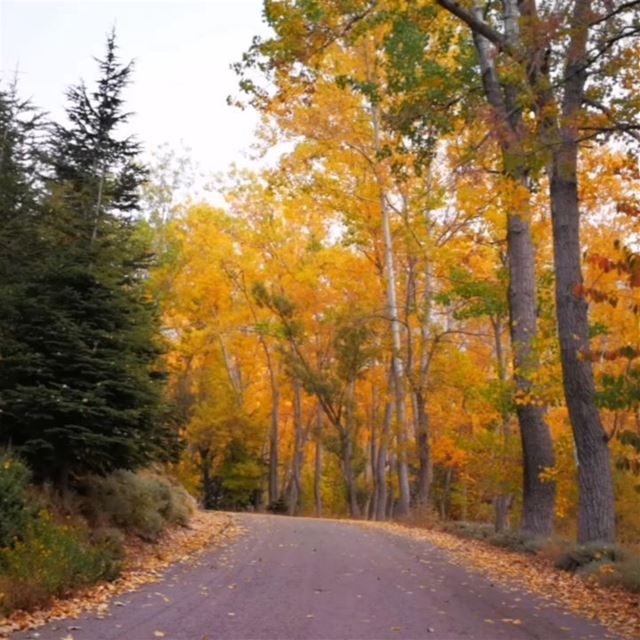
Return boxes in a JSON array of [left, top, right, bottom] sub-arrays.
[[13, 514, 619, 640]]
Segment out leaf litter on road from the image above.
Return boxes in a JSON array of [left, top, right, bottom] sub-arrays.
[[0, 512, 243, 639], [357, 521, 640, 639]]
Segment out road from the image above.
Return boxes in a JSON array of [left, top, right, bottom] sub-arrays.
[[13, 514, 618, 640]]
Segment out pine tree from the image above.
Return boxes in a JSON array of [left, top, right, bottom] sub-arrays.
[[0, 33, 178, 486]]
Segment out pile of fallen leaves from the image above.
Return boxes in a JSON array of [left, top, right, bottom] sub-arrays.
[[360, 520, 640, 639], [0, 511, 242, 639]]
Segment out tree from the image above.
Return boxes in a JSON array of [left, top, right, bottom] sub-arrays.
[[0, 33, 176, 486], [434, 0, 640, 544]]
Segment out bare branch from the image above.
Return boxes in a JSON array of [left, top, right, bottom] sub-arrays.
[[436, 0, 509, 51]]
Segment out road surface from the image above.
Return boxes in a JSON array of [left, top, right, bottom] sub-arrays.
[[13, 514, 619, 640]]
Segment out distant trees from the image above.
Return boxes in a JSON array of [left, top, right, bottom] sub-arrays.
[[0, 33, 177, 488]]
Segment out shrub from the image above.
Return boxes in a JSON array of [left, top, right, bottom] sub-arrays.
[[441, 521, 494, 540], [267, 496, 288, 514], [0, 516, 121, 613], [0, 452, 36, 548], [608, 556, 640, 593], [488, 531, 546, 554], [554, 542, 627, 572], [577, 557, 640, 592], [83, 470, 194, 541]]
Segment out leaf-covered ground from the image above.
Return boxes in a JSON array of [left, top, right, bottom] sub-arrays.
[[358, 521, 640, 639], [0, 511, 242, 639]]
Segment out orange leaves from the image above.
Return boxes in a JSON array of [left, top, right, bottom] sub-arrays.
[[573, 283, 619, 307], [579, 345, 640, 363], [585, 251, 640, 289]]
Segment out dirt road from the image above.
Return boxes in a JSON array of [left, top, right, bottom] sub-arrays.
[[13, 514, 619, 640]]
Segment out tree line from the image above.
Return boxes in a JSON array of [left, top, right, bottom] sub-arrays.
[[159, 0, 640, 544]]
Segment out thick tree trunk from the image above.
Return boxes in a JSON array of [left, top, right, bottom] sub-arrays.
[[549, 147, 616, 543], [539, 0, 615, 544], [507, 207, 556, 536]]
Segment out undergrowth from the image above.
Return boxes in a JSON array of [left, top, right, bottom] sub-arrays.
[[82, 470, 194, 541], [0, 514, 121, 613], [0, 455, 195, 614], [438, 518, 640, 593]]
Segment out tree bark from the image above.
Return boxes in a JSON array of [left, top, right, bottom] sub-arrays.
[[549, 148, 616, 542], [545, 0, 615, 543], [507, 209, 556, 536]]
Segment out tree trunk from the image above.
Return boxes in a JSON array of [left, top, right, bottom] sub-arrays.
[[440, 467, 453, 520], [414, 390, 432, 507], [535, 0, 614, 543], [367, 85, 411, 516], [269, 384, 280, 506], [549, 147, 616, 543], [288, 380, 304, 515], [471, 6, 556, 537], [341, 430, 360, 518], [314, 403, 323, 517], [507, 207, 557, 536], [375, 396, 393, 521], [368, 386, 379, 520], [494, 494, 514, 533]]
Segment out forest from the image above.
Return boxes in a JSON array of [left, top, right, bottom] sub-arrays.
[[1, 0, 640, 621]]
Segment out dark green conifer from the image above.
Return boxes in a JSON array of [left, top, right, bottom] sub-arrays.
[[0, 33, 178, 485]]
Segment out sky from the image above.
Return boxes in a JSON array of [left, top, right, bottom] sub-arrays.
[[0, 0, 271, 189]]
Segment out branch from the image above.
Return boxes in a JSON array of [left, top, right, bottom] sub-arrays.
[[435, 0, 509, 51], [584, 97, 640, 143], [590, 0, 640, 27]]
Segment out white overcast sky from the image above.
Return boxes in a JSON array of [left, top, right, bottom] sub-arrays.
[[0, 0, 270, 187]]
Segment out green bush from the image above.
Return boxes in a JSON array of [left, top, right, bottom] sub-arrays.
[[0, 516, 121, 613], [0, 452, 36, 548], [83, 470, 193, 541], [554, 542, 626, 572], [441, 521, 494, 540], [488, 531, 546, 554]]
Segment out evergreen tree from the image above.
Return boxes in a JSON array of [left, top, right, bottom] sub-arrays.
[[0, 33, 178, 485]]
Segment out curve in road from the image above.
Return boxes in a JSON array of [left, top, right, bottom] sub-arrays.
[[12, 514, 620, 640]]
